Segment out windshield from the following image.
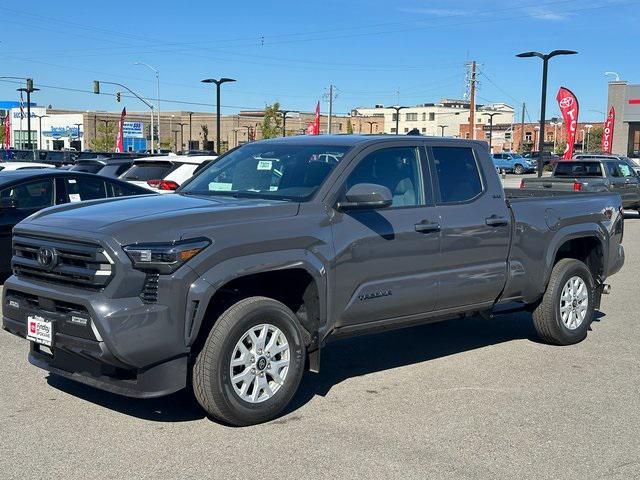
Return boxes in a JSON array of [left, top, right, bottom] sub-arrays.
[[554, 161, 603, 177], [121, 161, 179, 181], [181, 143, 350, 201]]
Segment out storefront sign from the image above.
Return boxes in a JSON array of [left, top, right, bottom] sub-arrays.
[[123, 121, 144, 138]]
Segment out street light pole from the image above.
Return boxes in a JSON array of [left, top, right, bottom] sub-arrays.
[[278, 110, 292, 137], [585, 124, 593, 152], [176, 122, 187, 152], [365, 121, 375, 134], [17, 79, 39, 154], [391, 106, 407, 135], [74, 123, 82, 150], [187, 112, 194, 150], [516, 49, 577, 176], [438, 125, 447, 136], [35, 114, 48, 150], [133, 62, 160, 153], [201, 77, 236, 153], [482, 112, 499, 152]]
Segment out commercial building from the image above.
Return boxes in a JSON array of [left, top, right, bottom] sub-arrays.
[[607, 81, 640, 157], [354, 99, 514, 138]]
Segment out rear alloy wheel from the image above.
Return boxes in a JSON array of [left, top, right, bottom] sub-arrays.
[[532, 258, 595, 345], [192, 297, 306, 426], [514, 164, 525, 175]]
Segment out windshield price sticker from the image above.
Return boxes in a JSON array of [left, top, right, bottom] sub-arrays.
[[257, 160, 272, 171]]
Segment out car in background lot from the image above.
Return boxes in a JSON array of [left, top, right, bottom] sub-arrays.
[[69, 158, 135, 178], [492, 152, 536, 174], [120, 155, 217, 192], [0, 162, 55, 172], [628, 157, 640, 175], [524, 151, 560, 166], [0, 170, 152, 277], [520, 158, 640, 211], [574, 153, 640, 175]]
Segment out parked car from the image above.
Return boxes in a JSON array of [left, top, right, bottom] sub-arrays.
[[2, 136, 625, 426], [520, 159, 640, 211], [627, 157, 640, 176], [0, 170, 153, 277], [69, 158, 136, 178], [524, 151, 560, 166], [120, 155, 217, 193], [574, 153, 640, 175], [492, 152, 536, 174], [0, 162, 55, 172]]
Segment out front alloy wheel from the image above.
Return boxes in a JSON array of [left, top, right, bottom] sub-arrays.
[[230, 324, 290, 403]]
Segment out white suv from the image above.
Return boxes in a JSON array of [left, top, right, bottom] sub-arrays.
[[119, 155, 217, 193]]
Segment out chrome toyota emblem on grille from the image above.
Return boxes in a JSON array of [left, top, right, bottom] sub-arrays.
[[36, 247, 58, 269]]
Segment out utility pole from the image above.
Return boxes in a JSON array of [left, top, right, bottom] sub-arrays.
[[17, 78, 39, 156], [327, 85, 334, 134], [520, 103, 526, 153], [176, 122, 187, 152], [188, 112, 194, 150], [468, 61, 477, 140], [74, 123, 82, 150]]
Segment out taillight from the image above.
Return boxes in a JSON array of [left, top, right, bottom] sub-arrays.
[[519, 179, 525, 189], [572, 182, 583, 191], [147, 180, 179, 191]]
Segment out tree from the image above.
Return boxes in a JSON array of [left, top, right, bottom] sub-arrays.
[[586, 126, 603, 153], [261, 102, 282, 139], [346, 119, 354, 134], [554, 140, 566, 155], [0, 122, 5, 146], [90, 122, 117, 151], [200, 124, 209, 144]]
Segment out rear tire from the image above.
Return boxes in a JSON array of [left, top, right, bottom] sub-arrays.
[[192, 296, 306, 426], [532, 258, 595, 345], [514, 164, 525, 175]]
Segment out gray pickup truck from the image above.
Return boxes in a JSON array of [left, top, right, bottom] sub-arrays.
[[521, 158, 640, 212], [2, 136, 625, 426]]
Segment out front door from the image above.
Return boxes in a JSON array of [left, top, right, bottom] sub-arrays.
[[616, 161, 640, 207], [330, 144, 441, 328], [428, 144, 511, 310]]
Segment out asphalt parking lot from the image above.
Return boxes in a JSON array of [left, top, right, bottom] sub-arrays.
[[1, 195, 638, 479]]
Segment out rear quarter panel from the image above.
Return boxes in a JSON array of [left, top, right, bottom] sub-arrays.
[[501, 192, 622, 304]]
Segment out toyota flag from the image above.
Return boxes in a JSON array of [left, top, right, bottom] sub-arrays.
[[115, 107, 126, 153], [556, 87, 579, 159], [601, 107, 615, 154]]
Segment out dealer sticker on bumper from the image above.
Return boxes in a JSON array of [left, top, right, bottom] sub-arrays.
[[26, 315, 53, 347]]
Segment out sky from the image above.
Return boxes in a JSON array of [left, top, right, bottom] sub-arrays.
[[0, 0, 638, 122]]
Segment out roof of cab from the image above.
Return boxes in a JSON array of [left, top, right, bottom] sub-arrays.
[[254, 134, 487, 149]]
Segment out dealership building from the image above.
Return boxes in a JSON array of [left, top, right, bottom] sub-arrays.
[[607, 81, 640, 157]]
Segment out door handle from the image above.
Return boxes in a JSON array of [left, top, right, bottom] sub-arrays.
[[414, 221, 441, 233], [485, 215, 509, 227]]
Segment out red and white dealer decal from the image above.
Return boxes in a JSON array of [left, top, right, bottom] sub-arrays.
[[556, 87, 580, 160]]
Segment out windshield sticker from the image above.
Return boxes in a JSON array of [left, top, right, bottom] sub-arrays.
[[209, 182, 233, 191], [257, 160, 272, 171], [68, 193, 81, 202], [68, 179, 76, 184]]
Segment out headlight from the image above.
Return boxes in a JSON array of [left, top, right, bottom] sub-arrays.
[[123, 238, 211, 274]]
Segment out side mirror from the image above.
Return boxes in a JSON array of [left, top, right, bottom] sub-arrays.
[[337, 183, 393, 211], [0, 197, 16, 209]]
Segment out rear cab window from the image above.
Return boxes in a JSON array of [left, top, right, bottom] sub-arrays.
[[554, 162, 603, 177]]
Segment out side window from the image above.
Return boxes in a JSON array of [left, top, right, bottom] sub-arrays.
[[606, 162, 621, 178], [432, 146, 483, 203], [344, 146, 425, 207], [109, 181, 144, 197], [617, 162, 634, 177], [64, 176, 107, 202], [0, 180, 54, 210]]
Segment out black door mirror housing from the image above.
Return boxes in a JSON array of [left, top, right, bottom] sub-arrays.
[[337, 183, 393, 210]]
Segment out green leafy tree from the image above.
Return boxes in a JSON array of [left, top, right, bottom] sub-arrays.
[[555, 140, 567, 155], [90, 122, 117, 151], [261, 102, 282, 139], [586, 126, 603, 153], [0, 123, 5, 146], [346, 119, 354, 134]]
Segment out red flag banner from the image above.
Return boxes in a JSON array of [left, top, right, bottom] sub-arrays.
[[601, 107, 615, 154], [4, 114, 10, 149], [115, 107, 126, 153], [306, 122, 315, 135], [313, 101, 320, 135], [556, 87, 579, 159]]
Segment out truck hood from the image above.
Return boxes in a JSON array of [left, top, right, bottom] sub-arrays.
[[20, 193, 299, 244]]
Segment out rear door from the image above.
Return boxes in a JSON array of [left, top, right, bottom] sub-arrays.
[[58, 175, 108, 204], [330, 142, 441, 328], [428, 143, 511, 310]]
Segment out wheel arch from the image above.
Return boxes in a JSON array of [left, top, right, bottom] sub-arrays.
[[185, 250, 327, 355]]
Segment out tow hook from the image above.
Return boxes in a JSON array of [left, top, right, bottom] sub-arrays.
[[602, 284, 611, 295]]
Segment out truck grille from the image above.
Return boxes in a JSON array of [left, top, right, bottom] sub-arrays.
[[12, 234, 113, 290]]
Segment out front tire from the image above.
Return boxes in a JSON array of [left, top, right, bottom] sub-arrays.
[[192, 297, 306, 426], [514, 164, 525, 175], [532, 258, 595, 345]]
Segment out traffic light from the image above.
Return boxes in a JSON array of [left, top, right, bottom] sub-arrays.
[[93, 81, 100, 94], [116, 92, 121, 102]]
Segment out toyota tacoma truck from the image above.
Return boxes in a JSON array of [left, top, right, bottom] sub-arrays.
[[2, 136, 625, 426], [520, 158, 640, 212]]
